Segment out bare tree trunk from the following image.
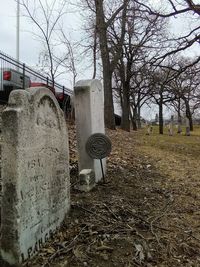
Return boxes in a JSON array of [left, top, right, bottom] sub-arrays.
[[184, 97, 193, 131], [94, 0, 128, 129], [137, 105, 141, 129], [121, 83, 130, 131], [185, 101, 193, 132], [92, 26, 97, 79], [103, 69, 115, 129], [185, 117, 190, 136], [95, 0, 115, 129], [159, 93, 164, 134], [130, 106, 137, 131], [177, 98, 182, 133], [119, 89, 123, 111]]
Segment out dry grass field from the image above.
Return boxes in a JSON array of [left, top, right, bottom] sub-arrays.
[[133, 125, 200, 266]]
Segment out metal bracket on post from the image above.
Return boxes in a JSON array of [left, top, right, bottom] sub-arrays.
[[85, 133, 112, 183]]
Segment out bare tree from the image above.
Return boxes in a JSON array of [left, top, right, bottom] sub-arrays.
[[20, 0, 68, 85], [112, 1, 168, 131], [134, 0, 200, 66], [129, 65, 152, 130], [170, 58, 200, 131], [96, 0, 129, 129], [57, 29, 81, 88], [81, 0, 129, 129], [150, 65, 177, 134]]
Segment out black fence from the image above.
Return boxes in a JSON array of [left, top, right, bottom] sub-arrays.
[[0, 50, 72, 104]]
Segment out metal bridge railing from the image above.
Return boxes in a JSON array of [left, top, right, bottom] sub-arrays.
[[0, 50, 72, 103]]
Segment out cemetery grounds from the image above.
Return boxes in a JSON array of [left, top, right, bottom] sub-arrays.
[[21, 124, 200, 267], [1, 111, 200, 266]]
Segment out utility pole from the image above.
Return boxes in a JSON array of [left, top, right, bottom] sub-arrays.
[[16, 0, 20, 69]]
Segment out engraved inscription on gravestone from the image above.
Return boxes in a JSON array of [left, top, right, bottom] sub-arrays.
[[1, 88, 70, 266]]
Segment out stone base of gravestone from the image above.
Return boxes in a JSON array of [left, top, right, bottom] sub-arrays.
[[1, 87, 70, 266], [75, 169, 96, 192]]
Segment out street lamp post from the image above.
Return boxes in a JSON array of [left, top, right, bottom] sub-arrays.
[[16, 0, 20, 68]]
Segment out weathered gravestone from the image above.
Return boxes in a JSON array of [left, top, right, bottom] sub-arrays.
[[0, 87, 70, 266], [74, 80, 106, 184]]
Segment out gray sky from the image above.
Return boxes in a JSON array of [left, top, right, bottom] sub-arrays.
[[0, 0, 40, 63], [0, 1, 199, 83], [0, 0, 88, 88]]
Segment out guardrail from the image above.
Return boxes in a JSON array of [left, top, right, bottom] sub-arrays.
[[0, 50, 72, 104]]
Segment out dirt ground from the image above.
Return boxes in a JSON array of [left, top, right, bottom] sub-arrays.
[[20, 124, 200, 266]]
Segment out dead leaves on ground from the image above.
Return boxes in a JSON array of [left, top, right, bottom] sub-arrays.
[[24, 127, 200, 267]]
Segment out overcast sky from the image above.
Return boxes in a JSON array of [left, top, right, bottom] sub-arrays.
[[0, 0, 39, 63], [0, 0, 87, 88], [0, 1, 199, 84]]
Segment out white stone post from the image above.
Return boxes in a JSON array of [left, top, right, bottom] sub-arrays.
[[74, 80, 105, 183]]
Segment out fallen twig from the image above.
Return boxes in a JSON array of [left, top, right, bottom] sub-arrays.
[[72, 203, 111, 223], [103, 203, 118, 220], [42, 226, 87, 267], [96, 245, 114, 252]]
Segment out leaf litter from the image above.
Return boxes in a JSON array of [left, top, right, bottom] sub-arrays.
[[23, 125, 200, 267]]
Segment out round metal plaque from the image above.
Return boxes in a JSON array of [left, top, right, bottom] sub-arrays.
[[86, 133, 112, 159]]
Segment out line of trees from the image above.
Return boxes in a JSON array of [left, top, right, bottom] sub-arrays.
[[80, 0, 200, 131], [21, 0, 200, 132]]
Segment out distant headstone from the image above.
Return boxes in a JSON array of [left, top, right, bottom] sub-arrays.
[[74, 80, 105, 183], [146, 124, 150, 135], [1, 88, 70, 266]]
